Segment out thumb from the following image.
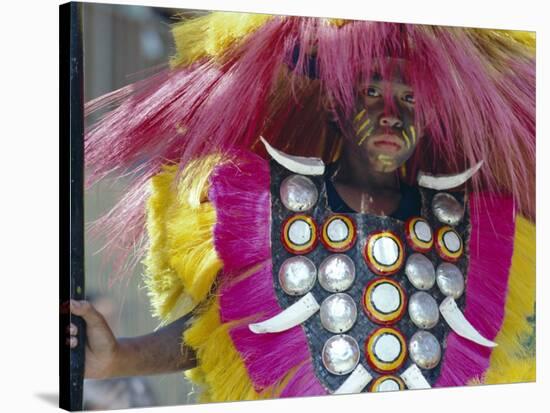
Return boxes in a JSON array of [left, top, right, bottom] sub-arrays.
[[70, 300, 107, 328]]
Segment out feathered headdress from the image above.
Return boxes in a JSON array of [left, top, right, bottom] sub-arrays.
[[84, 11, 535, 279]]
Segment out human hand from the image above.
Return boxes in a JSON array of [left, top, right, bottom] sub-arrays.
[[66, 300, 121, 379]]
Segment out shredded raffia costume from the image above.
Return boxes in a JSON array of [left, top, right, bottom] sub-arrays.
[[84, 12, 536, 402]]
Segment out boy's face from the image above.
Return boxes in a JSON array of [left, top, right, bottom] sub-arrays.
[[349, 64, 421, 173]]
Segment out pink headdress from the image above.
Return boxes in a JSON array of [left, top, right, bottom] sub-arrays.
[[84, 14, 535, 278]]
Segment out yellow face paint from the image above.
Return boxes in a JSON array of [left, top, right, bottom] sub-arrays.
[[357, 126, 374, 146], [378, 157, 395, 172], [354, 108, 366, 122], [377, 154, 394, 162], [356, 118, 371, 134], [376, 154, 396, 172], [409, 126, 417, 144], [401, 130, 411, 149]]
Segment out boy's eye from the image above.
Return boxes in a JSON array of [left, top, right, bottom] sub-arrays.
[[366, 87, 381, 97], [403, 93, 415, 104]]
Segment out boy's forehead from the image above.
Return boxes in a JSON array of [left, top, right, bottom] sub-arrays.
[[367, 60, 411, 85], [365, 75, 412, 88]]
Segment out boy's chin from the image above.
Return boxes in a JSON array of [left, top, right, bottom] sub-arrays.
[[365, 153, 402, 173]]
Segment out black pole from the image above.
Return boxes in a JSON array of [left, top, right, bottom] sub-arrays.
[[60, 2, 85, 411]]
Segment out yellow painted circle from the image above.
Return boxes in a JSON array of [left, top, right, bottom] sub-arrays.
[[406, 217, 433, 252], [363, 278, 406, 325], [281, 214, 318, 254], [321, 215, 356, 252], [364, 231, 404, 275], [435, 226, 463, 261], [365, 327, 407, 373], [370, 375, 405, 392]]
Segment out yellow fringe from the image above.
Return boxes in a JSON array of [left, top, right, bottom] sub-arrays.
[[143, 154, 306, 401], [500, 30, 536, 50], [142, 156, 223, 326], [471, 28, 535, 58], [144, 155, 535, 397], [328, 18, 350, 28], [170, 12, 274, 68], [184, 295, 303, 402], [183, 298, 265, 402], [483, 215, 536, 384], [170, 11, 363, 69], [169, 9, 535, 69]]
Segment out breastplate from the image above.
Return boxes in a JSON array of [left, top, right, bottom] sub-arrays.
[[270, 160, 470, 392]]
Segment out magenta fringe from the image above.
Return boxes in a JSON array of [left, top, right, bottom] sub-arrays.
[[209, 153, 517, 392], [209, 151, 327, 395], [84, 18, 534, 282], [436, 193, 516, 387], [279, 362, 327, 397], [209, 151, 517, 392]]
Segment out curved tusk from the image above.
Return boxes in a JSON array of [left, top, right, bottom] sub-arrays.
[[439, 297, 497, 347], [333, 364, 373, 395], [400, 364, 431, 389], [248, 292, 320, 334], [260, 136, 325, 176], [417, 161, 483, 190]]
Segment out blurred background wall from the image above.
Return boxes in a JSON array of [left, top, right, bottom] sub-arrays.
[[82, 3, 204, 410]]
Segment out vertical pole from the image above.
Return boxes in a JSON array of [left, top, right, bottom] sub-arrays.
[[60, 2, 85, 411]]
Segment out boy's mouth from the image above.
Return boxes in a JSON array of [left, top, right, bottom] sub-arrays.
[[371, 134, 404, 153]]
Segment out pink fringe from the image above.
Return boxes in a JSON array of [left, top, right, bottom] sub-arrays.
[[209, 151, 326, 395], [436, 193, 516, 387], [279, 363, 327, 397], [210, 154, 516, 391], [84, 17, 534, 280]]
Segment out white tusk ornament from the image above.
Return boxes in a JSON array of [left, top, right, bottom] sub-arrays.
[[418, 161, 483, 190], [439, 296, 497, 347], [333, 364, 373, 394], [248, 292, 320, 334], [260, 136, 325, 176], [400, 364, 431, 389]]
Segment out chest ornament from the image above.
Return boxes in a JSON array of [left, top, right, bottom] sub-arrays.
[[248, 139, 496, 394]]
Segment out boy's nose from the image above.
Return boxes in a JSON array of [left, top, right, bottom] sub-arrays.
[[379, 115, 403, 128]]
